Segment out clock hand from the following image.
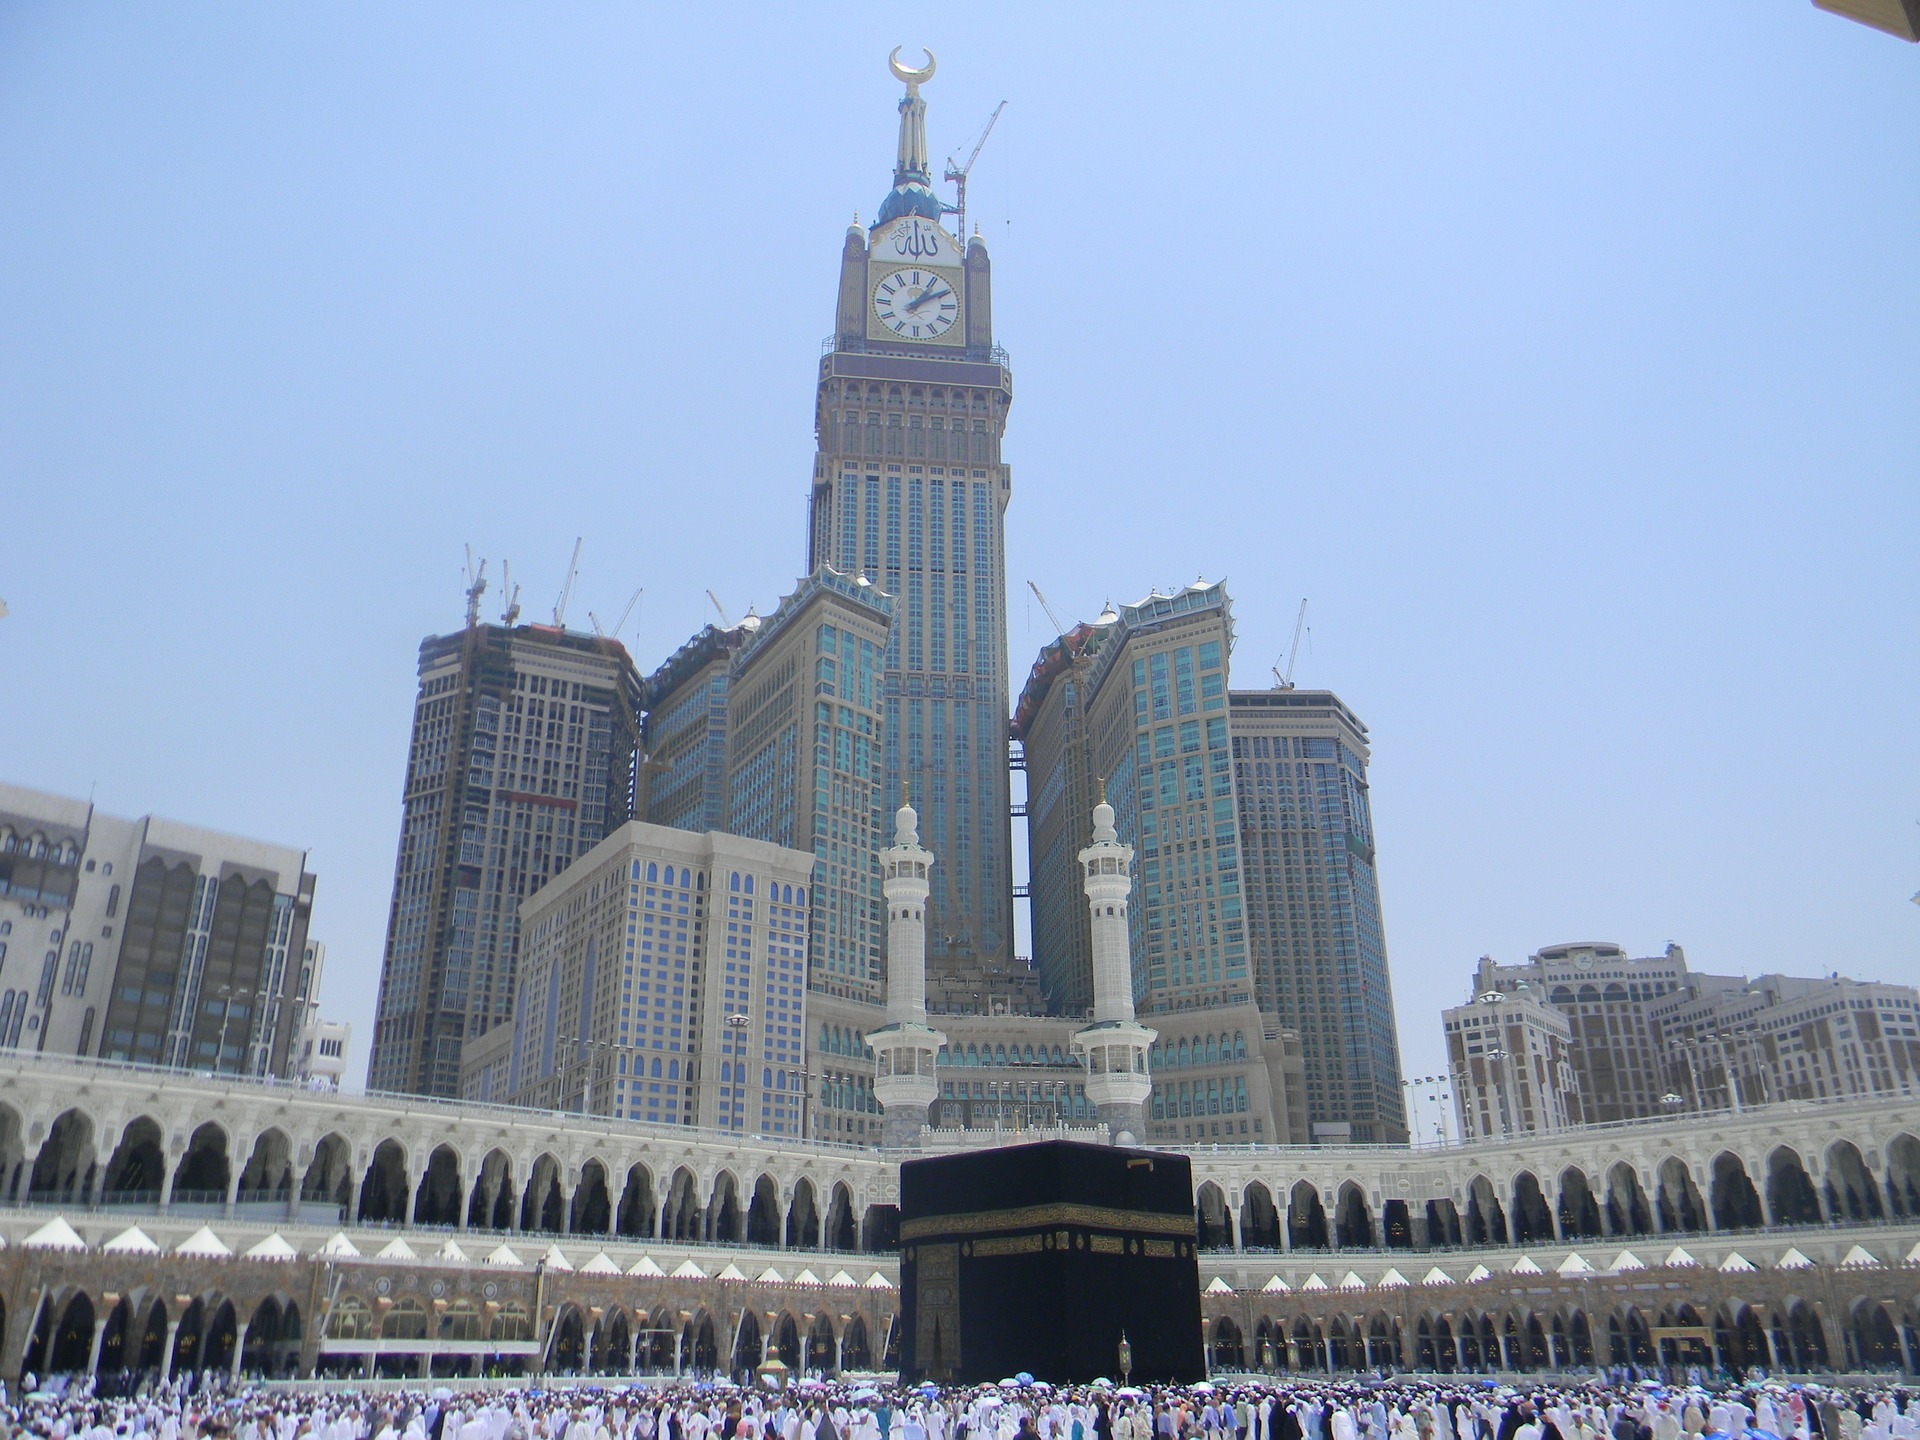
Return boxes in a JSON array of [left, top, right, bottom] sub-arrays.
[[907, 284, 950, 313]]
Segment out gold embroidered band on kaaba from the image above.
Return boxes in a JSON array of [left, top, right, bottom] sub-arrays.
[[900, 1201, 1195, 1242]]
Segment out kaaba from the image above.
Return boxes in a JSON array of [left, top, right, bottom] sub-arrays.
[[897, 1139, 1204, 1385]]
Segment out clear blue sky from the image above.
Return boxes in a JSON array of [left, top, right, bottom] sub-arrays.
[[3, 4, 1915, 1095]]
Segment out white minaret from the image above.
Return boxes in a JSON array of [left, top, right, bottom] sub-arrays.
[[867, 792, 947, 1148], [1072, 789, 1156, 1145]]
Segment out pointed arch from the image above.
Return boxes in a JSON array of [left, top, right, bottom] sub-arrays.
[[467, 1148, 514, 1230], [616, 1162, 656, 1238], [1288, 1181, 1328, 1249], [746, 1172, 782, 1246], [300, 1132, 354, 1212], [357, 1137, 409, 1223], [104, 1115, 168, 1202], [1708, 1150, 1764, 1230], [236, 1126, 295, 1203], [570, 1158, 612, 1235], [827, 1181, 857, 1250], [1334, 1181, 1374, 1248], [787, 1176, 821, 1248], [521, 1152, 564, 1233], [29, 1107, 96, 1203], [413, 1143, 463, 1227]]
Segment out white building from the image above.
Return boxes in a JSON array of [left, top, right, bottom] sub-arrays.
[[1651, 971, 1920, 1109], [0, 782, 316, 1077], [1443, 984, 1579, 1139], [503, 821, 816, 1136], [295, 1017, 351, 1088]]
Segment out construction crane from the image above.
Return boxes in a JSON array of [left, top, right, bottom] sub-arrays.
[[1272, 598, 1309, 690], [944, 100, 1006, 247], [1026, 579, 1069, 637], [588, 586, 644, 646], [499, 559, 522, 628], [463, 546, 489, 629], [706, 590, 733, 629], [551, 537, 582, 628]]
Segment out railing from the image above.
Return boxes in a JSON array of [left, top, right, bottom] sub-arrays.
[[1194, 1210, 1920, 1257], [0, 1051, 883, 1158], [819, 335, 1012, 369], [0, 1196, 904, 1267], [1177, 1087, 1920, 1160]]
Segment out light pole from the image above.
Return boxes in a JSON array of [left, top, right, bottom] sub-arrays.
[[1485, 1048, 1512, 1137], [216, 986, 251, 1076], [1667, 1041, 1703, 1112], [553, 1036, 618, 1115], [721, 1012, 750, 1133], [1708, 1030, 1744, 1115], [1403, 1074, 1454, 1148]]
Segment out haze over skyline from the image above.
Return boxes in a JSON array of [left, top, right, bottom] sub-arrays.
[[3, 4, 1915, 1098]]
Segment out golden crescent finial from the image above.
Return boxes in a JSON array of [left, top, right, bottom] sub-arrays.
[[888, 46, 936, 90]]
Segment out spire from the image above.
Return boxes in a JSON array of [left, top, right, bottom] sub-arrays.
[[878, 49, 946, 227], [890, 47, 935, 186]]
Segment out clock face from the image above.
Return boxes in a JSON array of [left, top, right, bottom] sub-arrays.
[[872, 267, 959, 340]]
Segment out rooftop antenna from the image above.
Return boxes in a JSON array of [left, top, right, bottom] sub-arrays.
[[551, 537, 582, 627], [1272, 597, 1309, 690], [500, 559, 522, 628], [463, 546, 489, 629], [944, 100, 1006, 248]]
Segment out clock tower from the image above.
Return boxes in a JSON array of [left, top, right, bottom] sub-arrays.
[[807, 50, 1016, 983]]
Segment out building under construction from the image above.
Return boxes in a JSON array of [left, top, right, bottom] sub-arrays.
[[365, 619, 644, 1099]]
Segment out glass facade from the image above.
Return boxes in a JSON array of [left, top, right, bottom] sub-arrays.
[[1231, 689, 1408, 1144], [724, 568, 893, 1006]]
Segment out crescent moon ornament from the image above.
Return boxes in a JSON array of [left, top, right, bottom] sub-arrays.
[[889, 46, 936, 91]]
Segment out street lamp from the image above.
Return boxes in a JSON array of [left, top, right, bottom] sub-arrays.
[[1485, 1048, 1511, 1137], [1117, 1331, 1132, 1386], [553, 1036, 619, 1115], [216, 986, 251, 1075], [1666, 1041, 1704, 1111]]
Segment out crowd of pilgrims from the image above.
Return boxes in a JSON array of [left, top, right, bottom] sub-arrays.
[[2, 1377, 1916, 1440]]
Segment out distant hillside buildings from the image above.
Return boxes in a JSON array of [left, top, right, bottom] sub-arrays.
[[1446, 941, 1920, 1139]]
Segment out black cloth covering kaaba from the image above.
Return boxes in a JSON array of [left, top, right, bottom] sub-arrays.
[[897, 1138, 1203, 1384]]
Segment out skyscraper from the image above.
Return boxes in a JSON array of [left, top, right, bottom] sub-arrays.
[[367, 621, 643, 1097], [1019, 584, 1296, 1143], [723, 566, 893, 1007], [805, 53, 1016, 980], [1230, 688, 1408, 1143], [1011, 621, 1110, 1018], [640, 621, 754, 835]]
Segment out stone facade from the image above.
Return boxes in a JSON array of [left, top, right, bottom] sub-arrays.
[[2, 1056, 1917, 1383]]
